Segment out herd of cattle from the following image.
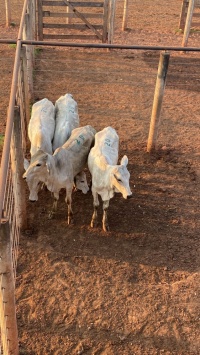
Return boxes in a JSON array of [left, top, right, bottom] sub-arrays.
[[23, 94, 132, 231]]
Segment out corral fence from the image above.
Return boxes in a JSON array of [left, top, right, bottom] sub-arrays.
[[37, 0, 116, 43], [0, 1, 36, 353], [1, 0, 200, 354]]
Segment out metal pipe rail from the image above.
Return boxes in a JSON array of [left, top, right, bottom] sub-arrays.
[[1, 38, 200, 52], [21, 41, 200, 52]]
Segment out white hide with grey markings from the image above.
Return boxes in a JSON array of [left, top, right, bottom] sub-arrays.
[[23, 125, 96, 224], [28, 98, 55, 156], [52, 93, 79, 151], [24, 98, 55, 200], [52, 93, 89, 194], [88, 126, 132, 232]]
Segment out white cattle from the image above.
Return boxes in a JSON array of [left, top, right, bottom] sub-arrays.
[[88, 126, 132, 232], [52, 93, 79, 151], [28, 98, 55, 156], [52, 93, 89, 195], [24, 98, 55, 200], [23, 125, 96, 224]]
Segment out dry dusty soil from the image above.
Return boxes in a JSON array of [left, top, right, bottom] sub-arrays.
[[0, 1, 200, 354]]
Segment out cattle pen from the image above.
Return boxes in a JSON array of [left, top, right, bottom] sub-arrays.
[[0, 0, 200, 354]]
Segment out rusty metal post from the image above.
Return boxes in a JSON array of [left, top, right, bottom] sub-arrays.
[[10, 107, 27, 230], [147, 51, 170, 153], [0, 220, 19, 354]]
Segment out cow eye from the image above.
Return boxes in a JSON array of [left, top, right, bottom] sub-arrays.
[[114, 174, 121, 182], [36, 163, 41, 167]]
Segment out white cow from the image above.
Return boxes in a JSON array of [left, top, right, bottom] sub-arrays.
[[52, 93, 79, 151], [88, 126, 132, 232], [52, 93, 89, 195], [23, 125, 96, 224], [24, 98, 56, 200], [28, 98, 55, 156]]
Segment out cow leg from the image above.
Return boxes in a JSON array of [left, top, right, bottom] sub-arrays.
[[48, 193, 59, 219], [65, 185, 73, 225], [52, 198, 58, 212], [91, 189, 99, 228], [102, 200, 110, 232]]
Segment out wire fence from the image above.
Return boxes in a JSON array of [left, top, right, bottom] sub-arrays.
[[0, 0, 35, 353]]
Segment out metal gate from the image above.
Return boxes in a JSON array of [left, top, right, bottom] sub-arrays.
[[37, 0, 116, 43]]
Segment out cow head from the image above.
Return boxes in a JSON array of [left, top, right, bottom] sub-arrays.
[[111, 155, 132, 199], [23, 150, 50, 201], [74, 171, 89, 194]]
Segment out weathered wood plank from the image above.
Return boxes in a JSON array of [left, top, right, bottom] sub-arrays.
[[43, 11, 103, 18], [63, 0, 102, 40], [42, 1, 104, 7], [43, 34, 98, 39], [43, 23, 103, 29]]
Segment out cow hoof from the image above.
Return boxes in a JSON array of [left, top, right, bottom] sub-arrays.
[[90, 220, 98, 228], [103, 225, 109, 232], [68, 218, 74, 225], [48, 211, 54, 219]]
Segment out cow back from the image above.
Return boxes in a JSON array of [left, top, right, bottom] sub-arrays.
[[28, 98, 55, 155], [92, 126, 119, 165], [53, 93, 79, 151]]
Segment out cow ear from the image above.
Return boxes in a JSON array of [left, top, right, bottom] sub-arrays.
[[120, 155, 128, 167], [24, 158, 30, 171], [46, 155, 51, 174]]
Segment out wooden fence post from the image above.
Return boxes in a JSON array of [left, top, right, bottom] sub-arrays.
[[5, 0, 11, 27], [28, 0, 36, 64], [21, 47, 31, 131], [0, 220, 19, 354], [23, 13, 34, 102], [102, 0, 109, 42], [37, 0, 43, 40], [179, 0, 189, 30], [147, 52, 170, 153], [122, 0, 129, 31], [108, 0, 116, 44], [182, 0, 195, 47], [31, 0, 37, 41], [10, 107, 27, 230]]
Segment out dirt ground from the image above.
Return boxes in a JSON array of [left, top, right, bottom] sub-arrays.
[[0, 1, 200, 354]]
